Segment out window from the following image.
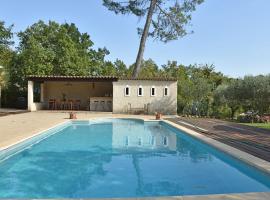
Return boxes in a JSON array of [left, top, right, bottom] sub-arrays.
[[138, 85, 143, 96], [125, 136, 129, 146], [150, 136, 155, 146], [124, 85, 130, 96], [138, 137, 142, 146], [150, 86, 156, 96], [163, 136, 168, 146], [164, 86, 169, 96]]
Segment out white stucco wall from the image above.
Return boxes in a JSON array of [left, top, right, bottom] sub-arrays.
[[27, 81, 47, 111], [27, 81, 34, 111], [112, 80, 177, 114]]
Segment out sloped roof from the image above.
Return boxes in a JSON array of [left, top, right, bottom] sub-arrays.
[[119, 77, 177, 81], [27, 75, 118, 82], [27, 75, 177, 82]]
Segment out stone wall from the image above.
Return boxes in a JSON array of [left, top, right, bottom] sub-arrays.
[[112, 80, 177, 114]]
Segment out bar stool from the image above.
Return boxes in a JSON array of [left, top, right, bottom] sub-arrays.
[[87, 99, 91, 111], [100, 101, 105, 111], [94, 101, 99, 111], [107, 100, 112, 111]]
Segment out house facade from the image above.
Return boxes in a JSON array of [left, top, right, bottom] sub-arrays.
[[27, 75, 177, 114]]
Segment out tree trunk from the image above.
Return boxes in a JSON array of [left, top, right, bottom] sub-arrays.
[[132, 0, 157, 78], [231, 107, 236, 120]]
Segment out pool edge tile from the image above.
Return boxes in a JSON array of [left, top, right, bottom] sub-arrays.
[[182, 192, 270, 200], [0, 120, 71, 162]]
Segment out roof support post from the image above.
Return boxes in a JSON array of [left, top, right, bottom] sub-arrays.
[[28, 81, 34, 111]]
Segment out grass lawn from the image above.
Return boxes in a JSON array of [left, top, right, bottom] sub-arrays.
[[241, 123, 270, 130]]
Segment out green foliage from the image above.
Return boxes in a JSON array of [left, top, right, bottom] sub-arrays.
[[240, 75, 270, 114], [214, 83, 240, 119], [103, 0, 203, 77], [114, 59, 128, 76], [103, 0, 204, 42], [160, 62, 228, 116], [9, 20, 109, 88], [0, 21, 13, 48], [102, 61, 117, 76], [137, 59, 160, 77], [127, 59, 160, 78], [0, 21, 14, 88], [214, 75, 270, 118], [89, 47, 110, 75]]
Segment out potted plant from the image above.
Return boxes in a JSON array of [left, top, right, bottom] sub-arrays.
[[69, 112, 77, 119], [155, 112, 162, 120]]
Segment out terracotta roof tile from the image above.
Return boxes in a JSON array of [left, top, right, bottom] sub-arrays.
[[27, 75, 118, 82], [27, 75, 177, 82], [119, 77, 177, 81]]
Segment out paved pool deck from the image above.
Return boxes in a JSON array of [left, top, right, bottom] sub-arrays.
[[0, 108, 28, 117], [0, 111, 270, 199], [0, 111, 158, 149]]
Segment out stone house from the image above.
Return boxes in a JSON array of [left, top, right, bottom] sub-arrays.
[[27, 75, 177, 114]]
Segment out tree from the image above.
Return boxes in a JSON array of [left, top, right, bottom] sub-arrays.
[[0, 21, 14, 88], [0, 20, 14, 79], [241, 75, 270, 115], [103, 0, 204, 78], [102, 61, 117, 75], [9, 20, 109, 89], [0, 21, 15, 107], [0, 21, 13, 48], [114, 59, 128, 76], [214, 80, 242, 119], [128, 58, 160, 78]]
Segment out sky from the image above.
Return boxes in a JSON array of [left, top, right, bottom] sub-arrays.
[[0, 0, 269, 77]]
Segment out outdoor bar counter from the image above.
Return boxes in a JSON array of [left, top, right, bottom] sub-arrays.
[[89, 97, 112, 112]]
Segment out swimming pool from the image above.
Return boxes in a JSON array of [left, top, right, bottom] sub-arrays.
[[0, 118, 269, 198]]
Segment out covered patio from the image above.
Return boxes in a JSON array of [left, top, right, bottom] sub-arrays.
[[27, 75, 118, 112]]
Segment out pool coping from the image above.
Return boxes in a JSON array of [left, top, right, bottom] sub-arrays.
[[0, 192, 270, 200], [0, 117, 270, 200], [0, 120, 71, 162]]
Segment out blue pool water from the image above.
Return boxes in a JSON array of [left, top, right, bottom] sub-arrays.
[[0, 119, 269, 198]]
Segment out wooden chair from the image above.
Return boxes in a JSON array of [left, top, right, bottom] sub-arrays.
[[67, 99, 73, 110], [48, 99, 56, 110], [74, 100, 81, 110], [55, 99, 60, 110], [60, 100, 67, 110]]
